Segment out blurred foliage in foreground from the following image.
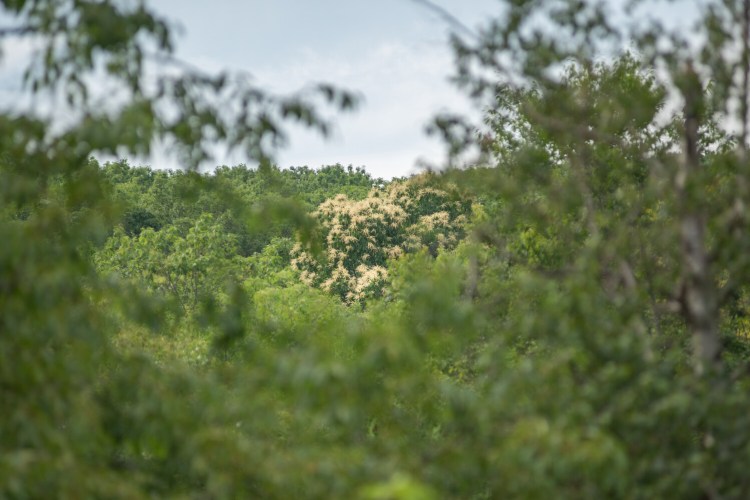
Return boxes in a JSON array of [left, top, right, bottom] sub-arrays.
[[5, 0, 750, 498]]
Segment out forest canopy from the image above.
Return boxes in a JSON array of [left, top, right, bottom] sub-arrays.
[[4, 0, 750, 498]]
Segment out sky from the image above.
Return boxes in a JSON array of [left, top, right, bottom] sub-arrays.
[[0, 1, 704, 179], [145, 0, 500, 179]]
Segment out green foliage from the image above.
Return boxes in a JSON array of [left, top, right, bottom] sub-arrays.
[[99, 160, 380, 255], [7, 0, 750, 498], [96, 214, 245, 312]]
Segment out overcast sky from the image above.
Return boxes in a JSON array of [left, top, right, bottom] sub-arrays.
[[145, 0, 499, 179], [0, 1, 704, 179]]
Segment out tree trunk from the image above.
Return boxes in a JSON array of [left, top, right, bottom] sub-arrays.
[[678, 63, 722, 373]]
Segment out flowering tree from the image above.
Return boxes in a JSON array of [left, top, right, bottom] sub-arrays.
[[292, 176, 470, 303]]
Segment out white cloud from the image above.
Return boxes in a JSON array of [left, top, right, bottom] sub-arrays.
[[243, 39, 479, 179], [105, 39, 478, 179]]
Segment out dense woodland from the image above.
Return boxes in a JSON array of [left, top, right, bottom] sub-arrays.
[[6, 0, 750, 498]]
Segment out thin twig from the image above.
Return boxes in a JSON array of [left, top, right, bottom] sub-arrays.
[[409, 0, 478, 40]]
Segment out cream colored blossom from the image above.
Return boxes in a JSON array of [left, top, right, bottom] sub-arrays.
[[291, 178, 469, 303]]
